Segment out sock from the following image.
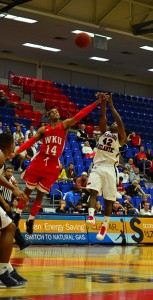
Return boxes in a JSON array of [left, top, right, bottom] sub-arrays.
[[7, 262, 14, 273], [88, 208, 95, 217], [0, 263, 9, 275], [29, 200, 42, 217], [16, 208, 23, 215], [28, 215, 35, 221], [103, 216, 110, 228]]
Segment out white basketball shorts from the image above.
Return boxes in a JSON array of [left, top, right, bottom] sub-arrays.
[[87, 164, 118, 201], [0, 207, 12, 229]]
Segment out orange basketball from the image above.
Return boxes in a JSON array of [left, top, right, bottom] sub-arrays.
[[74, 32, 92, 48]]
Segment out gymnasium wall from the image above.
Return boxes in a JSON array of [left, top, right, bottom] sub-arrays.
[[20, 214, 153, 245]]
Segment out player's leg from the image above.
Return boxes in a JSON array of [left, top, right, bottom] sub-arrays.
[[96, 166, 116, 240], [26, 189, 44, 235], [0, 210, 27, 288], [86, 168, 102, 225]]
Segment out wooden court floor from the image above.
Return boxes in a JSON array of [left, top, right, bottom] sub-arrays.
[[1, 244, 153, 299]]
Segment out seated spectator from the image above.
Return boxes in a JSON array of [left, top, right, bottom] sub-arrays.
[[25, 125, 36, 141], [93, 126, 101, 136], [73, 201, 83, 214], [95, 201, 104, 214], [11, 198, 18, 213], [136, 146, 150, 172], [127, 131, 141, 147], [118, 167, 129, 183], [75, 172, 90, 204], [125, 180, 145, 198], [0, 121, 3, 134], [4, 125, 12, 134], [26, 133, 37, 160], [140, 202, 153, 215], [13, 138, 26, 171], [112, 201, 125, 215], [122, 195, 138, 215], [146, 149, 153, 161], [129, 167, 140, 183], [0, 89, 9, 107], [125, 158, 135, 173], [139, 194, 151, 210], [66, 163, 77, 183], [13, 125, 24, 143], [82, 141, 95, 158], [77, 123, 89, 143], [63, 187, 76, 213], [58, 163, 68, 182], [55, 199, 67, 213]]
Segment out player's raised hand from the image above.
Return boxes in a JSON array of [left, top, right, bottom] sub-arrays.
[[107, 93, 114, 106], [95, 92, 107, 102], [12, 186, 29, 203]]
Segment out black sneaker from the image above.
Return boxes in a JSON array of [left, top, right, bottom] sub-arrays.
[[0, 270, 26, 288], [26, 220, 34, 235], [19, 242, 32, 251], [13, 213, 21, 227], [10, 268, 27, 284]]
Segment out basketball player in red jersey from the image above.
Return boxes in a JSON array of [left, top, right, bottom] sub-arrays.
[[13, 94, 106, 234]]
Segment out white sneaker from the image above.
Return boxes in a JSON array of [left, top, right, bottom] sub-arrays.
[[86, 216, 96, 226], [96, 225, 107, 240], [18, 167, 23, 172]]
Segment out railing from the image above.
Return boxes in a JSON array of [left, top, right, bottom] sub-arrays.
[[52, 189, 62, 208]]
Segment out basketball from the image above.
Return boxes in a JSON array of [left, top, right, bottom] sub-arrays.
[[74, 32, 92, 48]]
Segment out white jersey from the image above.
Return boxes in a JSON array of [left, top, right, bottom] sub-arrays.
[[93, 131, 121, 165]]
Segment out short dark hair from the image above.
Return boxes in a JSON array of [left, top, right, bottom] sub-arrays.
[[0, 133, 14, 151], [4, 166, 13, 171]]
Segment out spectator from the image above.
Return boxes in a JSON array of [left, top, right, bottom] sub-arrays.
[[95, 201, 104, 214], [13, 138, 27, 171], [129, 167, 140, 183], [75, 172, 90, 203], [25, 125, 36, 141], [125, 158, 135, 173], [122, 195, 138, 215], [11, 198, 18, 213], [77, 123, 88, 143], [140, 202, 152, 215], [82, 140, 95, 158], [26, 133, 37, 161], [63, 187, 76, 213], [112, 201, 125, 215], [13, 125, 24, 143], [146, 149, 153, 161], [118, 167, 129, 183], [139, 194, 151, 210], [55, 199, 67, 213], [127, 131, 141, 147], [117, 176, 125, 198], [125, 180, 145, 198], [0, 89, 9, 107], [73, 201, 83, 214], [66, 163, 77, 183], [4, 125, 12, 135], [136, 146, 150, 172], [58, 163, 68, 182]]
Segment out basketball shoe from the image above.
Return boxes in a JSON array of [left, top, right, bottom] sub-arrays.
[[0, 270, 26, 288], [26, 219, 34, 235], [96, 225, 107, 240], [10, 268, 27, 285], [86, 216, 96, 226]]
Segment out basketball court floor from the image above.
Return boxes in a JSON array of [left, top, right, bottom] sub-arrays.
[[1, 244, 153, 299]]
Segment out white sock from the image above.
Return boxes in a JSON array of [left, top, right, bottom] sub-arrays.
[[28, 215, 35, 221], [88, 208, 95, 217], [0, 263, 9, 275], [16, 208, 23, 215], [7, 262, 14, 273], [103, 216, 110, 228]]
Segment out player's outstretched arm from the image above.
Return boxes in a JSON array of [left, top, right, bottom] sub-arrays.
[[98, 93, 110, 133], [63, 93, 105, 129], [108, 94, 126, 146]]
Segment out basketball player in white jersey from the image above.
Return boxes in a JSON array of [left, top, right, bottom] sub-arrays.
[[86, 93, 126, 240], [0, 133, 28, 288]]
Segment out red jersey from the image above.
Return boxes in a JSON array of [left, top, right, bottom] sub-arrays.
[[40, 123, 66, 159], [131, 135, 140, 146]]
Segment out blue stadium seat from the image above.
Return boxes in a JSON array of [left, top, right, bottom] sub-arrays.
[[75, 165, 85, 176]]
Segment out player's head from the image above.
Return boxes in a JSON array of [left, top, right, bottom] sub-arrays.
[[49, 108, 60, 120], [109, 122, 118, 132], [0, 133, 14, 158]]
